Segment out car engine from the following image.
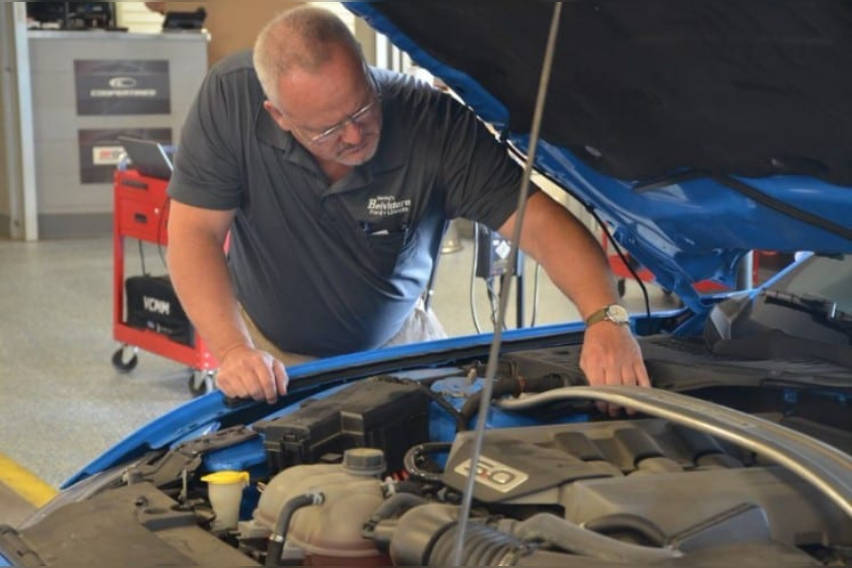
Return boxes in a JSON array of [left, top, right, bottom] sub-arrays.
[[7, 344, 852, 567]]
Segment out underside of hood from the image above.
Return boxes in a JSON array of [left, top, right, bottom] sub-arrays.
[[346, 1, 852, 312]]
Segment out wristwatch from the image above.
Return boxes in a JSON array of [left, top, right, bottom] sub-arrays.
[[585, 304, 630, 327]]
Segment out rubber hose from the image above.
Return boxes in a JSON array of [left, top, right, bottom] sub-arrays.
[[392, 480, 424, 496], [265, 492, 324, 568], [419, 368, 474, 388], [459, 377, 516, 425], [368, 492, 429, 525], [403, 442, 452, 483], [512, 513, 681, 563], [583, 513, 668, 548], [363, 492, 429, 548], [460, 373, 567, 425], [380, 375, 468, 432], [428, 521, 527, 567], [423, 388, 469, 432]]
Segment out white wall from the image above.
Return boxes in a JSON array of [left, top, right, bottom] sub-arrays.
[[0, 5, 12, 230], [0, 3, 38, 240], [115, 2, 165, 34], [311, 2, 355, 31]]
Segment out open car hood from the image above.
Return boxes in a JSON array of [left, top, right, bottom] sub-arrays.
[[345, 1, 852, 313]]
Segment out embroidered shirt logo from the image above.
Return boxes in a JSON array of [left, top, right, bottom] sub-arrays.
[[367, 196, 411, 217]]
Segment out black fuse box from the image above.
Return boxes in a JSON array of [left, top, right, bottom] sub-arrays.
[[255, 377, 431, 474]]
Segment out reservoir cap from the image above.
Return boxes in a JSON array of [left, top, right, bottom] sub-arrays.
[[343, 448, 386, 476]]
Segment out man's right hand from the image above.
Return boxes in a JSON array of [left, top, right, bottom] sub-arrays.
[[215, 345, 288, 404], [165, 202, 285, 403]]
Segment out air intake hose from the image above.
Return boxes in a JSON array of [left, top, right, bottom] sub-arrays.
[[511, 513, 681, 563], [385, 505, 682, 567], [427, 521, 528, 566], [387, 504, 529, 566]]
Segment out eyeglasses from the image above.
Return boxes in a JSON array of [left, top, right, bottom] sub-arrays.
[[298, 74, 382, 146]]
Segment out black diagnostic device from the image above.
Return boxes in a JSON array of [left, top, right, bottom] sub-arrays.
[[474, 223, 523, 279]]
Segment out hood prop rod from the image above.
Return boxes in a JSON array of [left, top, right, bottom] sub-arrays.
[[451, 2, 565, 565]]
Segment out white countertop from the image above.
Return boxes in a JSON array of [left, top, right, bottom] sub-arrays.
[[28, 30, 210, 42]]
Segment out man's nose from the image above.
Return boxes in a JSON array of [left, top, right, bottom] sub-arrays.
[[339, 118, 363, 146]]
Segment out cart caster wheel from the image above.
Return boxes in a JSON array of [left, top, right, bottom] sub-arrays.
[[111, 345, 138, 373], [616, 278, 627, 298], [188, 370, 215, 397]]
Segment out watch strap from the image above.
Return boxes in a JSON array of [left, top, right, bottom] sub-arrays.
[[585, 306, 611, 327], [585, 304, 628, 327]]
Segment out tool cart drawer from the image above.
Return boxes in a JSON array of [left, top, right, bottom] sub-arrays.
[[118, 199, 167, 242]]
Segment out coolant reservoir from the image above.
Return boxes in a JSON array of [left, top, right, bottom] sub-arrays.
[[253, 448, 387, 565]]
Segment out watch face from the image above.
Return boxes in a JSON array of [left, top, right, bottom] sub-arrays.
[[605, 304, 630, 324]]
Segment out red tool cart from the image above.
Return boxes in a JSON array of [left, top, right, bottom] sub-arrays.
[[111, 168, 218, 395]]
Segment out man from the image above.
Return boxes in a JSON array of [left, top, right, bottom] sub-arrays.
[[167, 6, 649, 410]]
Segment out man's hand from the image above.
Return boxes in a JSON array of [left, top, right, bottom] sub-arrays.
[[579, 323, 650, 416], [497, 192, 651, 414], [215, 345, 288, 404]]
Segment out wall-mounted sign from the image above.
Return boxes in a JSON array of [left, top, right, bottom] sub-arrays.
[[74, 60, 170, 115], [78, 128, 171, 184]]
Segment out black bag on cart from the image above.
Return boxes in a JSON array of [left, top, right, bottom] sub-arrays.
[[125, 275, 194, 346]]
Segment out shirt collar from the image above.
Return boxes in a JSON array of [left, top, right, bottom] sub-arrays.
[[255, 104, 294, 153], [326, 119, 407, 196], [255, 104, 322, 173]]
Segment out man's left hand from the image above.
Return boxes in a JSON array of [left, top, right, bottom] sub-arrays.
[[579, 322, 650, 416]]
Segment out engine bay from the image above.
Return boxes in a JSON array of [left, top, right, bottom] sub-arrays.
[[6, 338, 852, 567]]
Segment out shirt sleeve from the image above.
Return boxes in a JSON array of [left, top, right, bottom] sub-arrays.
[[167, 66, 243, 210], [436, 95, 532, 230]]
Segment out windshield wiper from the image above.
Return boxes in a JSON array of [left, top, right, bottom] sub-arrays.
[[762, 290, 852, 329]]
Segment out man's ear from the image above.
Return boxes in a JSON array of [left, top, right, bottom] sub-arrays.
[[263, 100, 292, 132]]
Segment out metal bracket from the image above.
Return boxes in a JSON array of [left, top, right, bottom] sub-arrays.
[[126, 426, 258, 488]]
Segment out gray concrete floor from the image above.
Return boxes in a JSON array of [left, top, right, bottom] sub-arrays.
[[0, 234, 677, 490]]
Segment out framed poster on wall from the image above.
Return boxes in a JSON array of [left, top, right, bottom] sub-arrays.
[[78, 128, 171, 184], [74, 59, 170, 115]]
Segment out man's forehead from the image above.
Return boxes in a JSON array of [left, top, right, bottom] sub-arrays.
[[276, 48, 367, 121]]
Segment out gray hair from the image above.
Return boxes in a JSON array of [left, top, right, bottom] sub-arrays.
[[253, 5, 363, 109]]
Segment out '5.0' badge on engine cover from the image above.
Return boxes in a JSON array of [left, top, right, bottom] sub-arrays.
[[454, 455, 529, 493]]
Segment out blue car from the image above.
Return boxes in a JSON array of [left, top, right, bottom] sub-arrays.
[[3, 2, 850, 567]]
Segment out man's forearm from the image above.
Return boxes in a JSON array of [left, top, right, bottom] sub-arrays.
[[500, 192, 618, 318], [167, 234, 253, 359], [532, 209, 619, 319]]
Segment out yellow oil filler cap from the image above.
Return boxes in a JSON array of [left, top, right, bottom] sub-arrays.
[[201, 470, 250, 485]]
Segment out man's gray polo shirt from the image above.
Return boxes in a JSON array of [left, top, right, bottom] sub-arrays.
[[168, 51, 525, 357]]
